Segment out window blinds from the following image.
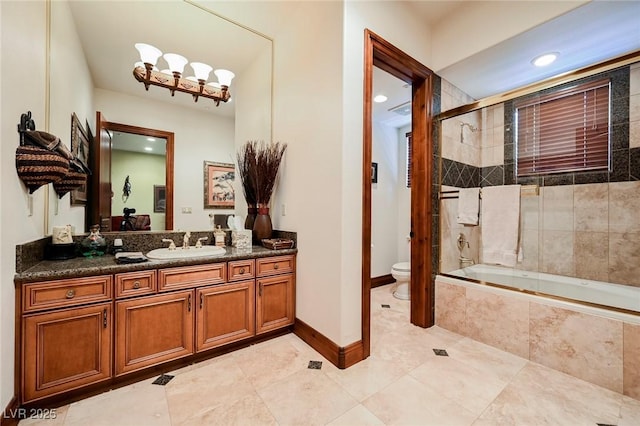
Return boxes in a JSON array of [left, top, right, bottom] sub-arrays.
[[515, 79, 610, 176]]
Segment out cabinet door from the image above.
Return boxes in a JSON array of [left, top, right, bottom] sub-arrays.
[[23, 303, 112, 403], [256, 274, 295, 334], [115, 291, 193, 376], [196, 281, 255, 352]]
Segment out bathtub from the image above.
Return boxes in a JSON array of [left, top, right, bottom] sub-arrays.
[[435, 267, 640, 398], [444, 264, 640, 316]]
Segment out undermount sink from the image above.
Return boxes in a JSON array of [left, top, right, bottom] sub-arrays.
[[146, 245, 226, 260]]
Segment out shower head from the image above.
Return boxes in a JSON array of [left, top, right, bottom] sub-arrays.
[[459, 121, 479, 144], [460, 122, 478, 132]]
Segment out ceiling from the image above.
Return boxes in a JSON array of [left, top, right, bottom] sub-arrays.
[[112, 131, 166, 156], [373, 0, 640, 127]]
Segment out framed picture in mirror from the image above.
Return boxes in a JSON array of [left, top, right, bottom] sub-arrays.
[[70, 113, 89, 205], [204, 161, 235, 209], [154, 185, 166, 212]]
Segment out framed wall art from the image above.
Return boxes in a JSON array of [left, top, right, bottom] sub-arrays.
[[203, 161, 235, 208], [70, 113, 90, 205]]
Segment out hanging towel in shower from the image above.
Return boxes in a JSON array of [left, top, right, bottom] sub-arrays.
[[457, 187, 480, 225], [481, 185, 521, 267]]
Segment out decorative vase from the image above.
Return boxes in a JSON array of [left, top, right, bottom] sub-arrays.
[[245, 205, 257, 231], [252, 205, 272, 244], [79, 225, 107, 257]]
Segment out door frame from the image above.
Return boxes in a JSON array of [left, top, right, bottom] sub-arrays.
[[362, 29, 434, 357], [91, 120, 174, 231]]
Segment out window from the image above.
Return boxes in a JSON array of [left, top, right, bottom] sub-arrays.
[[515, 79, 610, 177], [406, 132, 412, 188]]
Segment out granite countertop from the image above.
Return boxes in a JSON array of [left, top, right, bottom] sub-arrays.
[[15, 245, 298, 284]]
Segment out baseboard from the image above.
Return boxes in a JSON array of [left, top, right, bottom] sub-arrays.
[[1, 396, 20, 426], [371, 274, 395, 289], [293, 318, 364, 369]]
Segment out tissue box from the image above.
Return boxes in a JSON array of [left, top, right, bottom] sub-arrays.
[[232, 230, 252, 248]]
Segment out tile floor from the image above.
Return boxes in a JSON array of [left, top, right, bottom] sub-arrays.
[[20, 284, 640, 425]]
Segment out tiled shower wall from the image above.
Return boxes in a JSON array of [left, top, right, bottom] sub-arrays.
[[439, 62, 640, 287]]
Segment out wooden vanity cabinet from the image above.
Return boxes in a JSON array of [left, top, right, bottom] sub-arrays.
[[19, 252, 295, 404], [115, 290, 194, 376], [196, 280, 255, 352], [21, 276, 113, 403], [256, 255, 295, 334]]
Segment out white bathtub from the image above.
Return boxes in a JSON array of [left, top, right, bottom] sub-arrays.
[[444, 264, 640, 316]]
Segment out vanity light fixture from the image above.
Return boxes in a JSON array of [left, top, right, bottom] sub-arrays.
[[133, 43, 234, 106], [532, 52, 559, 67]]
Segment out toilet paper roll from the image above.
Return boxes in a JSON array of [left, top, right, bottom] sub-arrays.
[[52, 225, 73, 244]]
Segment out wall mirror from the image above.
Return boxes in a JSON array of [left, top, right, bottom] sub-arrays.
[[47, 0, 273, 234]]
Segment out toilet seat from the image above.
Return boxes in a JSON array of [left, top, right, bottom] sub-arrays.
[[392, 262, 410, 272]]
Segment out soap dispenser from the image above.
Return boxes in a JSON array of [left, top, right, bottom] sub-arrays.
[[214, 225, 226, 247]]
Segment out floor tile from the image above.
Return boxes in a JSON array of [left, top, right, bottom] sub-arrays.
[[326, 404, 385, 426], [257, 368, 358, 425], [363, 375, 478, 426]]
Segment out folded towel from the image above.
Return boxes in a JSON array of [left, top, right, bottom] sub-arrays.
[[457, 187, 480, 225], [481, 185, 521, 267], [115, 251, 148, 264]]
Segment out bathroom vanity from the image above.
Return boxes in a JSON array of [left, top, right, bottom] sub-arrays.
[[14, 241, 296, 406]]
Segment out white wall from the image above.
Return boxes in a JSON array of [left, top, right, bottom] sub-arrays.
[[0, 0, 49, 412], [396, 124, 412, 263], [111, 150, 166, 231], [371, 122, 400, 277], [430, 1, 588, 71], [47, 0, 94, 234], [94, 88, 235, 231]]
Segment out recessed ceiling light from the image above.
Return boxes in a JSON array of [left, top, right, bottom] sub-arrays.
[[144, 147, 153, 152], [532, 52, 558, 67], [374, 94, 388, 103], [146, 137, 156, 142]]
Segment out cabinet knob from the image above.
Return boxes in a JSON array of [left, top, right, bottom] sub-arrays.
[[274, 264, 279, 270], [66, 289, 75, 299], [133, 281, 141, 289], [239, 267, 245, 274]]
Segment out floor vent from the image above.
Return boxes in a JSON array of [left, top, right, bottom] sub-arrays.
[[152, 374, 174, 385], [308, 361, 323, 370], [433, 349, 449, 357], [381, 304, 391, 308]]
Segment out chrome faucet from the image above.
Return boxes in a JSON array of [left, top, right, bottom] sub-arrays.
[[182, 231, 191, 249], [195, 237, 208, 248], [162, 238, 176, 250]]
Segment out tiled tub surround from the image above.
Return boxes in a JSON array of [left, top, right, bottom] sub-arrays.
[[439, 181, 640, 288], [435, 275, 640, 400], [439, 63, 640, 285]]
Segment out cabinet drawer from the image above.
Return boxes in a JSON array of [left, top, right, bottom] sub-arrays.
[[256, 255, 295, 277], [158, 263, 226, 292], [115, 270, 156, 299], [228, 260, 255, 282], [23, 276, 113, 313]]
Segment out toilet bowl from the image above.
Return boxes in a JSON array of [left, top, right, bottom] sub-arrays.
[[391, 261, 410, 300]]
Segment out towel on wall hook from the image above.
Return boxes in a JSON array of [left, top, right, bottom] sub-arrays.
[[122, 175, 132, 202]]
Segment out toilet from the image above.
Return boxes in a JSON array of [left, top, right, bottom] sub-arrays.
[[391, 261, 411, 300]]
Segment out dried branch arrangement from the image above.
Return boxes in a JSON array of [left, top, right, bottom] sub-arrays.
[[237, 141, 287, 206]]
